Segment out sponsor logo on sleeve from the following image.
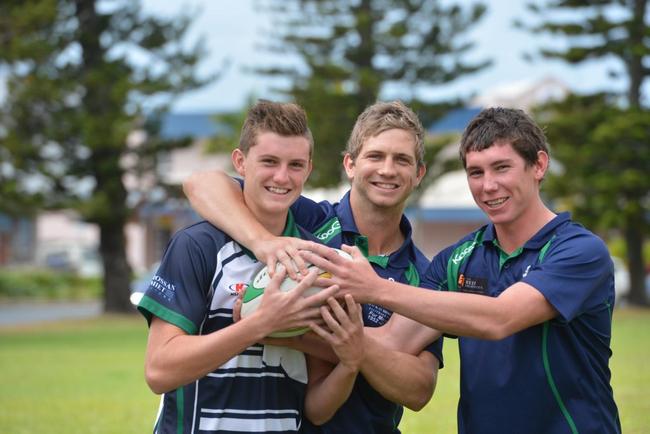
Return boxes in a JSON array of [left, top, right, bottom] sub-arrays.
[[150, 275, 177, 301]]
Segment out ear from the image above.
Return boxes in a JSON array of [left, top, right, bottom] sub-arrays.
[[343, 153, 355, 180], [534, 150, 549, 182], [231, 148, 246, 177], [415, 163, 427, 187]]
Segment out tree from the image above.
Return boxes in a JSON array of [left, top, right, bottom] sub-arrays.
[[520, 0, 649, 304], [0, 0, 210, 312], [256, 0, 490, 187]]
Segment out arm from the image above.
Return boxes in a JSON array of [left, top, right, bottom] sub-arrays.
[[305, 295, 365, 424], [360, 335, 439, 411], [183, 170, 315, 276], [304, 244, 557, 340], [365, 313, 441, 355], [145, 268, 338, 393]]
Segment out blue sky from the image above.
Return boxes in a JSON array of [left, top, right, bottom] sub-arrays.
[[141, 0, 625, 112]]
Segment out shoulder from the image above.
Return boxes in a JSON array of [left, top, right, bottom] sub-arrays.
[[177, 221, 232, 247], [547, 220, 610, 265]]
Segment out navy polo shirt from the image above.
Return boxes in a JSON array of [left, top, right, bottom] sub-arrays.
[[291, 191, 444, 434], [422, 212, 620, 434]]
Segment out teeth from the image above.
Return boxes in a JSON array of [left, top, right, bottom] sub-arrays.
[[267, 187, 289, 194], [374, 182, 398, 189], [485, 198, 507, 207]]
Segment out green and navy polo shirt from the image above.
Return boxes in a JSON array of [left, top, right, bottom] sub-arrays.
[[423, 212, 620, 434]]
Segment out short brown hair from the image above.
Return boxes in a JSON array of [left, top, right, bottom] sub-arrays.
[[346, 101, 425, 167], [459, 107, 548, 167], [239, 100, 314, 156]]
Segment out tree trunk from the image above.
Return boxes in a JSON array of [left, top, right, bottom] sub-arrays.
[[624, 213, 648, 306], [100, 221, 134, 313]]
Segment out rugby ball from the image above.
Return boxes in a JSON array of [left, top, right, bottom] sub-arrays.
[[240, 248, 352, 337]]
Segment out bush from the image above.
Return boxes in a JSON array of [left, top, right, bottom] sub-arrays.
[[0, 267, 102, 300]]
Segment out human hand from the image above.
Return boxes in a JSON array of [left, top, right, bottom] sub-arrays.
[[310, 295, 365, 372], [301, 244, 382, 304], [251, 236, 320, 280], [250, 266, 340, 337]]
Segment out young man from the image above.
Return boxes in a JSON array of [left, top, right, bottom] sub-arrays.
[[183, 101, 443, 434], [137, 100, 361, 434], [304, 107, 621, 434]]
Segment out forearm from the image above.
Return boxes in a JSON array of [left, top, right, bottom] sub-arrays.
[[372, 281, 552, 339], [264, 332, 338, 363], [305, 359, 358, 425], [365, 314, 441, 355], [360, 334, 437, 410], [145, 317, 267, 394], [183, 170, 271, 248]]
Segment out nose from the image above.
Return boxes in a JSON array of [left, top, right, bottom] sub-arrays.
[[273, 165, 290, 184], [378, 157, 397, 176], [483, 172, 498, 192]]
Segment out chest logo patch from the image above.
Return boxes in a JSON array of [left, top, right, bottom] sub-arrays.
[[226, 282, 249, 296], [458, 274, 488, 295]]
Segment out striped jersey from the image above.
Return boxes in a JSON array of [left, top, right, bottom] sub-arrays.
[[138, 213, 315, 434]]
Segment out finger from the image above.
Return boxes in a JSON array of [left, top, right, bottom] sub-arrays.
[[314, 276, 335, 288], [264, 266, 287, 294], [341, 244, 364, 260], [288, 268, 319, 298], [309, 322, 335, 343], [302, 284, 339, 307], [320, 305, 345, 335], [286, 246, 309, 276], [301, 251, 339, 276], [327, 296, 353, 326], [232, 297, 242, 322], [266, 256, 278, 278]]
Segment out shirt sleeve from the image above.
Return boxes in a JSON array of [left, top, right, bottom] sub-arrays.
[[522, 231, 613, 323], [290, 195, 331, 232], [420, 246, 454, 291], [137, 229, 217, 334]]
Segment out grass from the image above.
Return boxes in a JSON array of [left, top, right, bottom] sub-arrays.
[[0, 308, 648, 433]]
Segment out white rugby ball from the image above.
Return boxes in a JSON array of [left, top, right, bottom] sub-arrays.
[[240, 248, 352, 337]]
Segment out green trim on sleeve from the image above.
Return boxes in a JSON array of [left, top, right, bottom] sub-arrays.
[[138, 295, 198, 335]]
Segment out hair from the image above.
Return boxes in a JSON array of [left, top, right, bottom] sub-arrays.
[[346, 100, 425, 167], [239, 100, 314, 156], [459, 107, 549, 167]]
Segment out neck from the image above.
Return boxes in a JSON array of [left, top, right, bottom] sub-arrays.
[[494, 201, 556, 253], [245, 200, 287, 237], [349, 191, 405, 256]]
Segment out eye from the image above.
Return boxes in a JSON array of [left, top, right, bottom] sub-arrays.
[[365, 153, 382, 161], [261, 158, 277, 166], [467, 169, 482, 178], [495, 164, 510, 172], [290, 161, 307, 169]]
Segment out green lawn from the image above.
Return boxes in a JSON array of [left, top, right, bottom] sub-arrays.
[[0, 308, 648, 433]]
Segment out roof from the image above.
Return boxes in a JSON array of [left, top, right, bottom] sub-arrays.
[[428, 107, 482, 134], [160, 113, 226, 139]]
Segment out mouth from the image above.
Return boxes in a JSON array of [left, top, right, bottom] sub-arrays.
[[370, 181, 399, 190], [483, 197, 509, 208], [265, 186, 291, 195]]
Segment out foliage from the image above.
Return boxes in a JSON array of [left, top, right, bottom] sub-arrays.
[[520, 0, 650, 304], [517, 0, 649, 107], [1, 310, 649, 433], [255, 0, 490, 187], [0, 0, 211, 312], [0, 268, 102, 300]]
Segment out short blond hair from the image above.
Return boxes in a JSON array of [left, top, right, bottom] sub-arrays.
[[346, 101, 425, 167]]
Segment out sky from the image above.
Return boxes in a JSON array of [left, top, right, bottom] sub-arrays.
[[141, 0, 626, 113]]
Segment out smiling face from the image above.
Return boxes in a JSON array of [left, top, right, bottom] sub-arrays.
[[232, 131, 312, 226], [344, 128, 426, 212], [465, 141, 547, 230]]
